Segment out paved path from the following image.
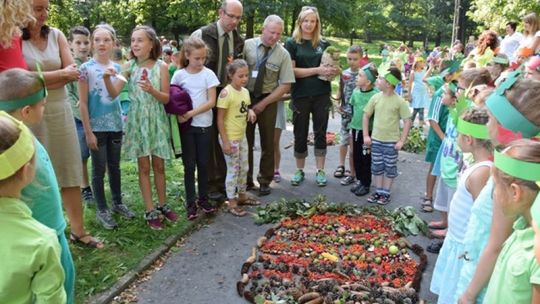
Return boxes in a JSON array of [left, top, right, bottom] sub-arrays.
[[135, 115, 439, 303]]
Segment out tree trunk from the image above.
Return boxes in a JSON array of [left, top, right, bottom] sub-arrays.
[[246, 15, 254, 39], [435, 31, 442, 46]]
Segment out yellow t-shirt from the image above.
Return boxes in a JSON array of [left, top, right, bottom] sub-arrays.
[[363, 92, 411, 142], [217, 84, 251, 140]]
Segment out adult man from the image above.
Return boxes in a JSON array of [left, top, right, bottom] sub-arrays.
[[192, 0, 244, 201], [243, 15, 295, 196], [500, 21, 523, 62]]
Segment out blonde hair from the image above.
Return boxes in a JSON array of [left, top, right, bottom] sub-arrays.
[[0, 0, 34, 48], [292, 7, 321, 48], [523, 13, 539, 37], [178, 36, 208, 68]]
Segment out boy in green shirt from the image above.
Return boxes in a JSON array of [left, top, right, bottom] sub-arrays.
[[362, 67, 411, 205]]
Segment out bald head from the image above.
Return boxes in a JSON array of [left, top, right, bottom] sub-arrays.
[[219, 0, 243, 33]]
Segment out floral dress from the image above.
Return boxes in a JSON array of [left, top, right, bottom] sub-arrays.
[[124, 60, 173, 159]]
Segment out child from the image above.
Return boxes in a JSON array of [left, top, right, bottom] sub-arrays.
[[456, 76, 540, 304], [217, 59, 257, 217], [79, 24, 135, 230], [0, 68, 76, 302], [362, 67, 412, 205], [349, 64, 379, 197], [430, 107, 493, 303], [66, 25, 93, 202], [428, 68, 492, 241], [0, 111, 66, 304], [407, 57, 430, 126], [483, 139, 540, 303], [486, 54, 510, 86], [103, 25, 176, 230], [171, 37, 220, 220], [333, 45, 363, 185]]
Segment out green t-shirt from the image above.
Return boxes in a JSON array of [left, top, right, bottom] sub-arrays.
[[284, 38, 331, 99], [363, 92, 411, 142], [426, 87, 449, 151], [168, 63, 178, 80], [348, 87, 379, 130], [484, 217, 540, 304], [440, 117, 462, 188], [66, 57, 86, 120], [426, 75, 444, 92]]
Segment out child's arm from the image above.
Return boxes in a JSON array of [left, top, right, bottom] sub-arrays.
[[532, 285, 540, 304], [362, 112, 372, 146], [217, 107, 231, 155], [429, 120, 445, 141], [458, 203, 514, 304], [465, 166, 491, 201], [334, 76, 343, 108], [181, 86, 217, 122], [141, 61, 170, 104], [103, 63, 129, 99], [395, 118, 411, 150], [78, 71, 98, 151], [31, 235, 67, 303]]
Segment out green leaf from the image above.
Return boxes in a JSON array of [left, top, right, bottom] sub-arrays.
[[254, 295, 266, 304]]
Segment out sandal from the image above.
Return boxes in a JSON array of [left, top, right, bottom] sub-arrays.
[[333, 165, 345, 178], [238, 197, 261, 206], [428, 220, 447, 230], [426, 240, 444, 254], [344, 169, 351, 177], [421, 197, 434, 213], [226, 206, 247, 217], [70, 232, 104, 249]]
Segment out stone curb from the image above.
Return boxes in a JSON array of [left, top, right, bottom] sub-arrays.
[[88, 217, 206, 304]]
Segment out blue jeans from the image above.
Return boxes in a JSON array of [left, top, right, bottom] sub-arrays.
[[74, 118, 90, 160], [90, 131, 123, 211], [180, 126, 210, 206]]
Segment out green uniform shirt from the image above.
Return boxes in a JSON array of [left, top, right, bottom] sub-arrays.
[[426, 75, 444, 92], [0, 197, 66, 304], [484, 217, 540, 304], [363, 92, 411, 142], [284, 37, 331, 99], [348, 87, 379, 130]]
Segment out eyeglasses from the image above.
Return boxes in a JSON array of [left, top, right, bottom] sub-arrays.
[[301, 6, 318, 12], [223, 11, 242, 21]]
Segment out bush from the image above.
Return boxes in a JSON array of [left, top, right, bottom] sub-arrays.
[[402, 126, 426, 153]]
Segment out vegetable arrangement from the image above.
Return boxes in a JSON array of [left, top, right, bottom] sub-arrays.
[[241, 198, 429, 303]]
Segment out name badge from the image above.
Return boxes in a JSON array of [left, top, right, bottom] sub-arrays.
[[252, 70, 258, 78]]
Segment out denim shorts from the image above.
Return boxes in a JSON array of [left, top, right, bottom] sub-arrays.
[[74, 118, 90, 160], [371, 139, 398, 178]]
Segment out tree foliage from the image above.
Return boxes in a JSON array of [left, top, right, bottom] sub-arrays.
[[47, 0, 460, 45], [468, 0, 540, 32]]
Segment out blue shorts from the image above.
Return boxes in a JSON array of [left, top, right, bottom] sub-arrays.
[[371, 139, 398, 178], [74, 118, 90, 160]]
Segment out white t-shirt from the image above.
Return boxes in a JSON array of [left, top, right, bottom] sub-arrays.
[[520, 30, 540, 54], [500, 32, 523, 61], [171, 67, 220, 127]]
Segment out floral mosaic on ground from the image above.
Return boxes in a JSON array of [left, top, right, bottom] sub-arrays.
[[238, 198, 428, 304]]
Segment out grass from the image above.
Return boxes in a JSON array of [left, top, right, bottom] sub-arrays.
[[72, 159, 190, 303]]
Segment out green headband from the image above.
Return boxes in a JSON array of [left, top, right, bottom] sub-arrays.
[[447, 82, 458, 94], [485, 70, 540, 138], [384, 72, 400, 86], [492, 56, 509, 65], [0, 111, 35, 180], [494, 149, 540, 182], [0, 64, 48, 112], [457, 117, 490, 139], [362, 64, 375, 83]]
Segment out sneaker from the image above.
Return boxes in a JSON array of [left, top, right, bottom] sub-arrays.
[[291, 169, 305, 186], [157, 204, 178, 222], [315, 170, 327, 187], [353, 185, 370, 197], [376, 194, 391, 205], [144, 209, 163, 230], [197, 198, 216, 213], [112, 203, 135, 219], [367, 192, 382, 204], [186, 203, 198, 221], [350, 181, 362, 193], [96, 209, 118, 230], [81, 186, 94, 202], [340, 175, 355, 186], [273, 171, 281, 183]]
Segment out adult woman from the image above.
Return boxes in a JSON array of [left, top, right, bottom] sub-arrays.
[[22, 0, 102, 248], [466, 30, 499, 67], [285, 6, 338, 187], [519, 13, 540, 55], [0, 0, 33, 71]]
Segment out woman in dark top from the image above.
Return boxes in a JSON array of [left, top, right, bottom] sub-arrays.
[[285, 6, 338, 187]]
